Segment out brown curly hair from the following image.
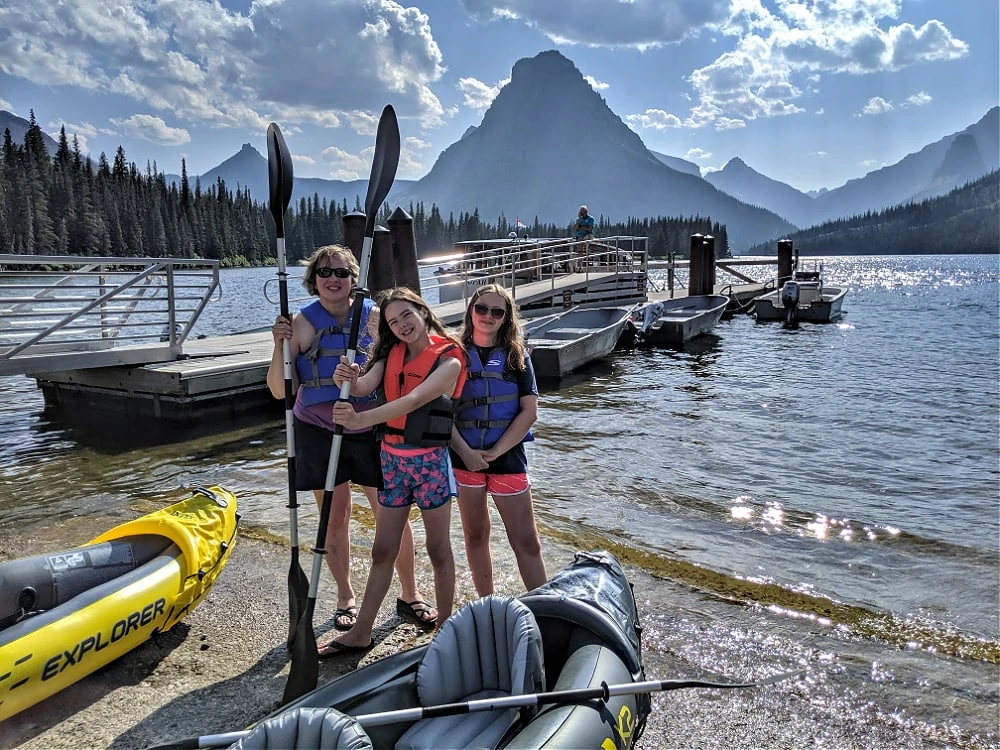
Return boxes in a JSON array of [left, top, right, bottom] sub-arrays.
[[301, 245, 359, 296]]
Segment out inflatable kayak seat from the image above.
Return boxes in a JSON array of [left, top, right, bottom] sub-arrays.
[[396, 595, 545, 750], [232, 706, 372, 750]]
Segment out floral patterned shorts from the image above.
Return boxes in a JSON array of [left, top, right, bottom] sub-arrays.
[[378, 444, 456, 510]]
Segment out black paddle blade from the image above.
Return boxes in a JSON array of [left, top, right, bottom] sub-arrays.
[[363, 105, 400, 238], [283, 597, 319, 704], [267, 122, 294, 236], [287, 550, 308, 648]]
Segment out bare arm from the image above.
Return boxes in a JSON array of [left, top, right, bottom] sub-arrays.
[[333, 357, 461, 431]]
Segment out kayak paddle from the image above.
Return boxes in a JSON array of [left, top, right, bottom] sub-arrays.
[[265, 122, 307, 653], [283, 104, 400, 704]]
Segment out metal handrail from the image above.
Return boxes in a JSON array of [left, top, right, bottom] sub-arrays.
[[419, 235, 649, 306], [0, 255, 220, 375]]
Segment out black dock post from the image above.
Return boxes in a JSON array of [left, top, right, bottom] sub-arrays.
[[387, 206, 422, 294], [688, 233, 705, 296], [777, 239, 793, 286]]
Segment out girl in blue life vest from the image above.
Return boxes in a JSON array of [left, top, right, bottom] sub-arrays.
[[266, 246, 433, 634], [450, 284, 547, 596], [320, 287, 467, 656]]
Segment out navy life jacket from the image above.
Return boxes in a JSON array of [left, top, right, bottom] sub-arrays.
[[454, 346, 533, 450], [295, 298, 376, 408]]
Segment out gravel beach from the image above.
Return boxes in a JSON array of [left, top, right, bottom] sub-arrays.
[[1, 522, 956, 750]]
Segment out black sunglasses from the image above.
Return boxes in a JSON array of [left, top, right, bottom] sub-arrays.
[[315, 267, 352, 279], [473, 303, 506, 319]]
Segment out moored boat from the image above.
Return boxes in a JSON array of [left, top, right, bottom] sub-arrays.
[[524, 306, 633, 377], [0, 486, 238, 721], [754, 267, 847, 324], [635, 294, 729, 348]]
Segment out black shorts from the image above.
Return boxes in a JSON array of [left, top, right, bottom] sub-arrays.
[[293, 418, 384, 491], [449, 442, 528, 475]]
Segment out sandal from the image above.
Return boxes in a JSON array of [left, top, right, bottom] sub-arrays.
[[332, 605, 359, 632], [396, 598, 437, 629], [317, 638, 375, 659]]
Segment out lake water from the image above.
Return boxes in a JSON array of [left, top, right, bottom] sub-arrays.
[[0, 254, 997, 747]]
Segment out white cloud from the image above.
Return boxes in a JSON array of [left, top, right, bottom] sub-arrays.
[[626, 109, 683, 130], [584, 75, 609, 91], [644, 0, 965, 130], [859, 158, 886, 171], [459, 0, 731, 49], [0, 97, 12, 112], [0, 0, 449, 136], [320, 145, 371, 181], [904, 91, 932, 107], [857, 97, 894, 116], [809, 150, 828, 158], [685, 147, 712, 161], [458, 76, 509, 113], [292, 153, 317, 166], [112, 114, 191, 145]]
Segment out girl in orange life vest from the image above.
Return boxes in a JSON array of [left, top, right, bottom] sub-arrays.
[[450, 285, 548, 596], [320, 287, 467, 656], [265, 246, 432, 632]]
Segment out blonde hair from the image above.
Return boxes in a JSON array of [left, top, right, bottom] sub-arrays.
[[301, 245, 359, 296], [460, 284, 528, 371]]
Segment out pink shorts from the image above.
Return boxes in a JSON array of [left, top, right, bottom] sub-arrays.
[[453, 469, 530, 496]]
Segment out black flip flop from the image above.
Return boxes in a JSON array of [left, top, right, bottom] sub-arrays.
[[332, 605, 359, 632], [396, 598, 437, 629], [317, 638, 375, 659]]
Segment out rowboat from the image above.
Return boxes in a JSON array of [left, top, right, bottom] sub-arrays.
[[754, 267, 848, 324], [202, 550, 650, 750], [635, 294, 729, 348], [524, 306, 633, 377], [0, 486, 238, 721]]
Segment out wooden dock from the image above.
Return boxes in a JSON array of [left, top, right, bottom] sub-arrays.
[[32, 270, 650, 425]]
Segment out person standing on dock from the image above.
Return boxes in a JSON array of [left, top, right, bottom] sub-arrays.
[[574, 205, 595, 241], [450, 285, 547, 596], [321, 287, 467, 656], [572, 205, 596, 271], [266, 246, 434, 634]]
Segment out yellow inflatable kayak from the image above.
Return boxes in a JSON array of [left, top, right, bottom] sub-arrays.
[[0, 486, 238, 721]]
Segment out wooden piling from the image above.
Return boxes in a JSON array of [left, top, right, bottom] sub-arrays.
[[777, 239, 794, 285]]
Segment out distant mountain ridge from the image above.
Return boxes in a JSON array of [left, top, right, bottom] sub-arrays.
[[709, 107, 999, 227], [393, 50, 794, 252], [747, 170, 999, 255], [163, 143, 416, 210], [1, 110, 60, 155]]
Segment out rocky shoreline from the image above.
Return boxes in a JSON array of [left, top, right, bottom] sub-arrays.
[[1, 524, 946, 750]]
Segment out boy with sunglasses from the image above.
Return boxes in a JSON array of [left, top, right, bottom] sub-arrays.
[[266, 245, 434, 633]]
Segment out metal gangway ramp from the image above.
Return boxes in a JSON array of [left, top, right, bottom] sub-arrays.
[[0, 255, 220, 377]]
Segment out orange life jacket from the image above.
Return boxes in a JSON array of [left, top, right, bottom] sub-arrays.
[[382, 337, 466, 446]]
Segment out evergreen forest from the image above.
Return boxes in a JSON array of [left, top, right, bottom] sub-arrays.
[[747, 170, 1000, 255], [0, 114, 725, 265]]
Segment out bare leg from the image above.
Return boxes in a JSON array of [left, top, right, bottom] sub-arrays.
[[315, 485, 356, 614], [322, 505, 410, 650], [494, 489, 547, 591], [421, 502, 455, 625], [360, 486, 426, 605], [457, 484, 494, 596]]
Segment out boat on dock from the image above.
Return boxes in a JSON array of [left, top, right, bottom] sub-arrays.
[[753, 266, 847, 324], [524, 305, 633, 378], [0, 486, 239, 721], [635, 294, 729, 348]]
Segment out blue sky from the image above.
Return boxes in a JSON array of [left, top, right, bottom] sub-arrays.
[[0, 0, 996, 193]]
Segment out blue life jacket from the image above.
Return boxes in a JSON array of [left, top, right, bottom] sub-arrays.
[[454, 346, 532, 450], [295, 298, 376, 408]]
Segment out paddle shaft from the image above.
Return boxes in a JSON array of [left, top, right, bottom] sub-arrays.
[[182, 671, 801, 748]]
